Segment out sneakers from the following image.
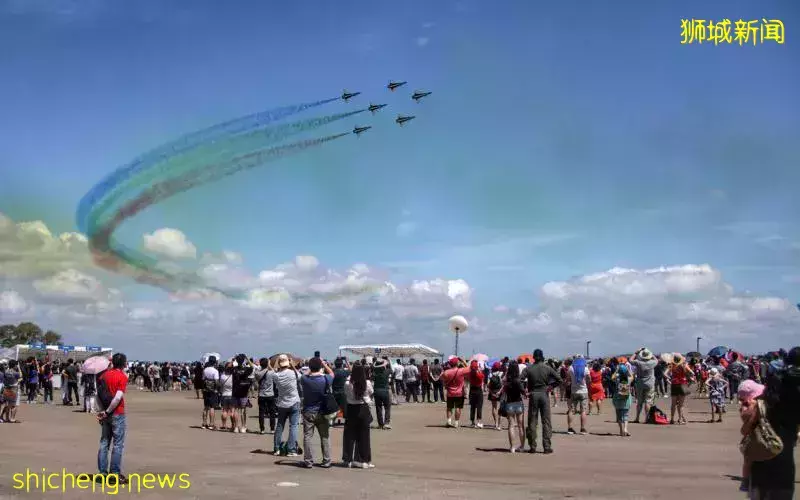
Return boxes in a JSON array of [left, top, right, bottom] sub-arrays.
[[453, 421, 459, 429], [286, 452, 300, 457], [567, 428, 576, 435], [319, 462, 332, 469], [543, 449, 554, 454], [362, 463, 375, 469], [476, 423, 484, 429], [509, 447, 516, 454], [579, 429, 588, 435], [446, 418, 453, 427], [233, 428, 240, 434]]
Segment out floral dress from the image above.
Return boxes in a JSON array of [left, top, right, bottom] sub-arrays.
[[708, 378, 726, 410]]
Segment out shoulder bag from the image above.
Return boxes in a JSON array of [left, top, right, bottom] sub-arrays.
[[739, 400, 784, 462]]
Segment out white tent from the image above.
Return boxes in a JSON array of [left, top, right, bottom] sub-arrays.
[[338, 343, 442, 359]]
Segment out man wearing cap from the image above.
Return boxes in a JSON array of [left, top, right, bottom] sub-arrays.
[[523, 349, 561, 453], [630, 347, 658, 423], [273, 354, 301, 457]]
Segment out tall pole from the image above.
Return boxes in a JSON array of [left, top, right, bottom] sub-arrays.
[[454, 330, 460, 357], [696, 336, 702, 354], [586, 340, 591, 359]]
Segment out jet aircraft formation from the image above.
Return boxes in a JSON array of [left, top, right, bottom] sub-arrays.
[[343, 80, 430, 136]]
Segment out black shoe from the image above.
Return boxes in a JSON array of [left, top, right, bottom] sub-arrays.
[[543, 449, 554, 454], [303, 462, 313, 469], [319, 462, 332, 469]]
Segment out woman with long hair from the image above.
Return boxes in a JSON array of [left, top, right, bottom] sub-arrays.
[[501, 362, 526, 453], [468, 360, 485, 428], [343, 362, 375, 468], [487, 362, 504, 430], [611, 362, 633, 437]]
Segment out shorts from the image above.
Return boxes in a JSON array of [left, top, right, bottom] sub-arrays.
[[221, 396, 234, 409], [635, 384, 654, 405], [671, 384, 689, 397], [616, 408, 630, 423], [202, 391, 219, 409], [569, 393, 588, 414], [233, 397, 249, 409], [446, 396, 464, 410], [2, 388, 18, 407], [505, 401, 524, 415]]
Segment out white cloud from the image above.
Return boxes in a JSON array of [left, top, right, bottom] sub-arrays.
[[143, 228, 197, 260], [416, 36, 430, 47], [498, 264, 800, 354], [421, 22, 436, 29], [0, 290, 29, 314]]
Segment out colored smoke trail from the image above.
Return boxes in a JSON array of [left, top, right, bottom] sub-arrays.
[[87, 132, 350, 297], [85, 109, 366, 227], [76, 97, 338, 233]]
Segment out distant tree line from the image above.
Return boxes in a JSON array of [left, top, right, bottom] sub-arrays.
[[0, 322, 63, 348]]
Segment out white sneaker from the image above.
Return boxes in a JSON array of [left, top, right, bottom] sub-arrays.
[[383, 424, 392, 430], [510, 447, 516, 454], [477, 423, 484, 429], [233, 428, 240, 433], [446, 418, 453, 427], [454, 421, 459, 429]]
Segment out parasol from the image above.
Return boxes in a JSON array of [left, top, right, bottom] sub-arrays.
[[201, 352, 221, 365], [517, 353, 533, 364], [707, 346, 729, 358], [686, 351, 702, 359], [81, 355, 110, 375], [725, 350, 743, 362], [659, 353, 674, 364], [269, 353, 303, 366]]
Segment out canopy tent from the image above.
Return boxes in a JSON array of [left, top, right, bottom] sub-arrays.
[[338, 344, 442, 360]]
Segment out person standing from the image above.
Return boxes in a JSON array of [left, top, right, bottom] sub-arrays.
[[63, 359, 80, 406], [441, 358, 470, 428], [611, 362, 633, 437], [725, 352, 749, 402], [342, 363, 375, 468], [566, 355, 591, 435], [392, 360, 405, 402], [371, 357, 393, 430], [430, 359, 444, 403], [96, 353, 128, 484], [420, 359, 432, 403], [201, 357, 220, 430], [403, 359, 420, 403], [40, 359, 53, 404], [523, 349, 561, 454], [273, 354, 301, 457], [630, 348, 658, 423], [300, 357, 335, 468], [467, 360, 485, 428], [254, 358, 276, 434], [332, 358, 351, 425]]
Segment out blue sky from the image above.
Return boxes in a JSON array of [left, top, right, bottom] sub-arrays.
[[1, 0, 799, 359]]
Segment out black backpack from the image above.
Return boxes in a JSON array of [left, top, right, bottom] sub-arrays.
[[96, 369, 115, 410]]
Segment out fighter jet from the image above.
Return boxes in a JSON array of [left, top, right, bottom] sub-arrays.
[[411, 90, 432, 102], [387, 80, 407, 92], [395, 114, 416, 126], [341, 89, 361, 102], [353, 125, 372, 136], [368, 103, 388, 114]]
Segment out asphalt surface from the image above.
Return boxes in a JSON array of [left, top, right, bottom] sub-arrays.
[[1, 389, 797, 499]]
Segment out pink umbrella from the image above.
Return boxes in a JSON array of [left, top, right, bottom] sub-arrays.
[[81, 355, 110, 375], [470, 353, 489, 369]]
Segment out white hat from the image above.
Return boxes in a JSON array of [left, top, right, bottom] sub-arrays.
[[277, 354, 290, 368]]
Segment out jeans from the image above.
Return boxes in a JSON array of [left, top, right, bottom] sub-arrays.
[[728, 377, 741, 401], [421, 381, 431, 401], [374, 389, 392, 426], [27, 382, 38, 402], [469, 388, 484, 423], [302, 410, 331, 465], [274, 403, 300, 453], [394, 379, 405, 397], [343, 404, 371, 463], [405, 381, 419, 402], [42, 380, 53, 403], [98, 414, 126, 474], [432, 380, 444, 402], [257, 396, 276, 432], [527, 391, 553, 451]]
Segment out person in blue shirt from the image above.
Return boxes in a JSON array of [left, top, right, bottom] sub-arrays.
[[300, 357, 335, 469]]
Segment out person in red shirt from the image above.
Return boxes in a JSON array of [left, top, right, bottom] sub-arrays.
[[96, 353, 128, 485], [467, 361, 485, 428], [419, 360, 432, 403], [441, 358, 470, 428]]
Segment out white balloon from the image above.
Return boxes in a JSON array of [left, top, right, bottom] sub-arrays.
[[448, 315, 468, 334]]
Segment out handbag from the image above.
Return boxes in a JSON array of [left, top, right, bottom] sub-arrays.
[[321, 377, 339, 419], [498, 392, 508, 418], [739, 400, 784, 462]]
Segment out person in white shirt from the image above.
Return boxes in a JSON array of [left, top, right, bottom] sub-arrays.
[[343, 363, 375, 469], [392, 360, 405, 402], [201, 357, 220, 430], [566, 355, 591, 435]]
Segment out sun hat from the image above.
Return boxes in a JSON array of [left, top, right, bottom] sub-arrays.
[[673, 353, 685, 364], [737, 379, 765, 401], [277, 354, 290, 368], [639, 348, 654, 361]]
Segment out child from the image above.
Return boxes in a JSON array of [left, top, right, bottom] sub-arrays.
[[705, 368, 728, 422], [737, 379, 764, 492]]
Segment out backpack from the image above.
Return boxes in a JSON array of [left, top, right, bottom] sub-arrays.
[[204, 377, 218, 392], [96, 369, 115, 410], [646, 405, 669, 425], [488, 373, 502, 391]]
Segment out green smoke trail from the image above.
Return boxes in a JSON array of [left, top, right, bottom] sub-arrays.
[[87, 132, 351, 297], [88, 110, 365, 226]]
